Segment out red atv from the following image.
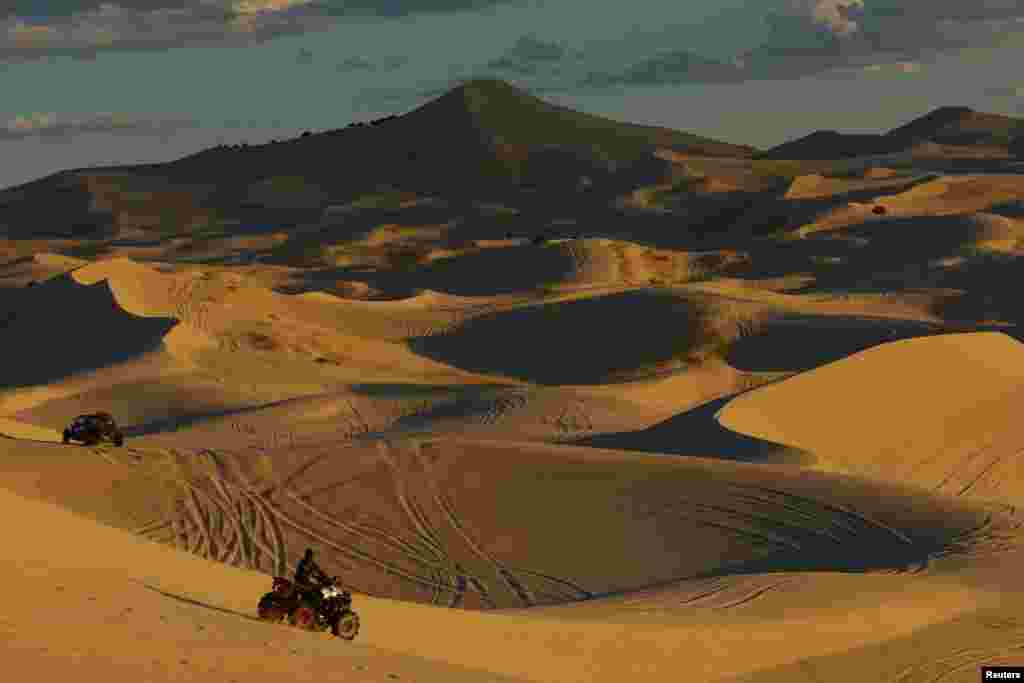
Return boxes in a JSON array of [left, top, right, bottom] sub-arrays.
[[257, 575, 360, 640]]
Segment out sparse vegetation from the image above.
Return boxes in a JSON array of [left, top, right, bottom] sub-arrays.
[[348, 188, 417, 210], [62, 241, 113, 259]]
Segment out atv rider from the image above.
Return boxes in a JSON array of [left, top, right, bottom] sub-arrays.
[[294, 548, 332, 606]]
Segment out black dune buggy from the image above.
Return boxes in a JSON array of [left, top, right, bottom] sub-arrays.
[[62, 412, 124, 447]]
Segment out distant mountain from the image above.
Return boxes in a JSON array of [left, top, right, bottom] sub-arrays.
[[759, 106, 1024, 160], [755, 130, 897, 161], [885, 106, 1022, 146], [0, 79, 759, 240], [163, 78, 756, 187]]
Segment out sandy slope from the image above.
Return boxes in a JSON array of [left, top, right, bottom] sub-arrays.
[[2, 437, 1017, 683], [718, 332, 1024, 498], [0, 485, 529, 683], [6, 162, 1024, 683], [795, 174, 1024, 237], [420, 239, 708, 294]]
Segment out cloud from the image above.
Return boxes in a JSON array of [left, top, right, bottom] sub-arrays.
[[485, 34, 579, 76], [985, 85, 1024, 98], [0, 0, 521, 61], [0, 2, 197, 21], [863, 60, 922, 75], [729, 0, 1024, 81], [305, 0, 525, 19], [515, 1, 1021, 93], [233, 0, 314, 14], [0, 112, 197, 140], [799, 0, 865, 36], [336, 54, 408, 72], [579, 50, 744, 89]]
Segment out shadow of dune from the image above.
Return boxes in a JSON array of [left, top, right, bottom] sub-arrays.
[[118, 393, 345, 437], [421, 243, 581, 295], [726, 314, 942, 373], [409, 289, 721, 385], [825, 213, 1024, 261], [0, 273, 177, 389], [572, 396, 815, 465]]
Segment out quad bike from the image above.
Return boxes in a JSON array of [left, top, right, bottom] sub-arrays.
[[62, 412, 124, 447], [257, 575, 360, 640]]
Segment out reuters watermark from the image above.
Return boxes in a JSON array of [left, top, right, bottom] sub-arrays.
[[983, 666, 1024, 680]]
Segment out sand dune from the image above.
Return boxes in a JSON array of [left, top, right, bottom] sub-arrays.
[[574, 394, 812, 464], [798, 174, 1024, 236], [783, 172, 923, 200], [0, 484, 531, 683], [1, 434, 1014, 682], [0, 271, 178, 388], [0, 251, 88, 286], [804, 209, 1024, 255], [411, 288, 746, 384], [420, 239, 714, 295], [0, 416, 62, 441], [717, 332, 1024, 497], [5, 93, 1024, 683]]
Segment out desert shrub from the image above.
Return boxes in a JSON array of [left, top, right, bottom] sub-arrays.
[[246, 332, 279, 351]]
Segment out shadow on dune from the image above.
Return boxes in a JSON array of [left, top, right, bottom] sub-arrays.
[[409, 289, 722, 385], [0, 273, 177, 389], [819, 213, 1024, 262], [572, 396, 814, 465], [347, 382, 510, 398], [585, 489, 995, 609], [118, 393, 348, 437], [273, 269, 423, 300], [684, 509, 986, 579], [421, 243, 583, 295], [726, 315, 942, 373]]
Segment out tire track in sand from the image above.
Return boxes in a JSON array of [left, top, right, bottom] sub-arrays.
[[401, 440, 537, 607], [893, 640, 1024, 682]]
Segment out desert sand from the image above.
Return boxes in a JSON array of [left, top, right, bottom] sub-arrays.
[[4, 82, 1024, 682]]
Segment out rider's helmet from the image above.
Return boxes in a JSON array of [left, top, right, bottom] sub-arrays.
[[304, 548, 314, 562]]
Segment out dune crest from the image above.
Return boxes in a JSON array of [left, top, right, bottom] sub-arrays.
[[717, 332, 1024, 492]]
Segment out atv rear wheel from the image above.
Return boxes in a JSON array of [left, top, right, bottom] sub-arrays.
[[332, 611, 360, 640], [113, 432, 124, 447], [289, 604, 318, 630], [257, 594, 288, 623], [62, 430, 70, 444]]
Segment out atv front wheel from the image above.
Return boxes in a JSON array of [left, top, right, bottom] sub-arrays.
[[113, 432, 124, 447], [289, 604, 318, 630], [257, 594, 288, 623], [332, 611, 360, 640], [62, 430, 70, 444]]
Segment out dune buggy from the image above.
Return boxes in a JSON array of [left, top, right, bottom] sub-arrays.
[[62, 412, 124, 447]]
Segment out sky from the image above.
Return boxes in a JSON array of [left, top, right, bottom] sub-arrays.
[[1, 0, 1023, 189]]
